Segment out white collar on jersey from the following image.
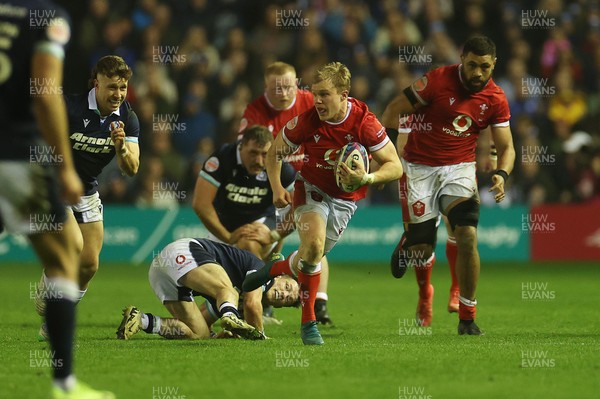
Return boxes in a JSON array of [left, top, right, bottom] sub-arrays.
[[264, 91, 297, 111], [236, 144, 242, 165], [88, 88, 121, 117], [324, 99, 353, 125]]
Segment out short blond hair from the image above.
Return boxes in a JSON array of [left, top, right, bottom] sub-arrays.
[[264, 61, 296, 79], [313, 62, 351, 93]]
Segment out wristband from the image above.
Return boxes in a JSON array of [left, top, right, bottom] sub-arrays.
[[269, 230, 282, 243], [494, 169, 509, 182], [360, 173, 375, 185]]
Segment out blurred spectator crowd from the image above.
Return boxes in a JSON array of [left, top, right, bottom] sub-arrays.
[[59, 0, 600, 207]]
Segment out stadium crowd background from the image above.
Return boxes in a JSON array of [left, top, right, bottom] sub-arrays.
[[57, 0, 600, 208]]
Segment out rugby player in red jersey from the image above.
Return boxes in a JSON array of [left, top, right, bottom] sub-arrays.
[[382, 36, 516, 335], [239, 62, 333, 325], [244, 62, 403, 344]]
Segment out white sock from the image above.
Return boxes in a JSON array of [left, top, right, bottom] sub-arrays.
[[152, 316, 162, 334], [141, 313, 149, 330], [219, 301, 238, 317], [288, 250, 299, 277], [45, 277, 79, 302], [316, 292, 328, 301], [53, 374, 76, 392], [458, 295, 477, 307], [75, 289, 87, 303]]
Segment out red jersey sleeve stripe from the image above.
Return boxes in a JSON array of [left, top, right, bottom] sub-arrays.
[[491, 121, 510, 128]]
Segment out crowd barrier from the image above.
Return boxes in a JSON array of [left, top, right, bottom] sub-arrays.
[[0, 204, 546, 263]]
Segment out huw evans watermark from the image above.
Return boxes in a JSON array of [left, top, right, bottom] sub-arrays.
[[521, 350, 555, 368], [398, 46, 432, 65], [521, 282, 556, 301], [399, 386, 432, 399], [521, 10, 556, 29], [275, 350, 309, 367], [275, 9, 309, 29]]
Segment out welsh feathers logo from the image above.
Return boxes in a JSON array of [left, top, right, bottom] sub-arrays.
[[412, 200, 425, 217]]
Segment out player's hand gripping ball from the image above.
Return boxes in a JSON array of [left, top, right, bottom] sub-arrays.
[[335, 142, 369, 192]]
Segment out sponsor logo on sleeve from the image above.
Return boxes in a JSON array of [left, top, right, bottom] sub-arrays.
[[413, 76, 428, 92], [286, 116, 298, 130], [204, 156, 219, 172], [46, 18, 70, 45]]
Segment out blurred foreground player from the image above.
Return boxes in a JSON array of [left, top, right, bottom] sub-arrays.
[[245, 62, 402, 345], [0, 1, 114, 397], [116, 238, 299, 340], [240, 61, 333, 324], [35, 55, 140, 340], [382, 36, 515, 334]]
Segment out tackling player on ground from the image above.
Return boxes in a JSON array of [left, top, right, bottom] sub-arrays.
[[116, 238, 299, 340], [35, 55, 140, 339], [239, 61, 333, 324], [244, 62, 402, 345], [382, 36, 516, 335], [0, 1, 114, 397]]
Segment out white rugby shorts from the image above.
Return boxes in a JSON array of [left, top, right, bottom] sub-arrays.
[[399, 159, 478, 224]]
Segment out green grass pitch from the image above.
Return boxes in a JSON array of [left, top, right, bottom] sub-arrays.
[[0, 260, 598, 399]]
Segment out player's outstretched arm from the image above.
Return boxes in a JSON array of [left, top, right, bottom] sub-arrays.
[[382, 91, 420, 127], [266, 132, 292, 208], [31, 52, 83, 204], [489, 125, 516, 203], [382, 89, 421, 158]]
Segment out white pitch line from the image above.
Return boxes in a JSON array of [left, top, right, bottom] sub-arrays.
[[131, 207, 180, 265]]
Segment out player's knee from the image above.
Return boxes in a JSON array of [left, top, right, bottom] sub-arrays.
[[301, 237, 324, 264], [405, 218, 437, 250], [407, 243, 433, 261], [165, 323, 208, 340], [186, 326, 210, 340], [446, 199, 480, 231], [80, 255, 99, 275], [236, 237, 262, 258]]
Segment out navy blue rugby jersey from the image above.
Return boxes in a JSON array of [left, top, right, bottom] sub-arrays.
[[179, 238, 270, 309], [199, 142, 296, 231], [0, 0, 70, 159], [65, 89, 140, 195]]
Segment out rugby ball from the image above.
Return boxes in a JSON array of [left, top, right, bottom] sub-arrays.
[[335, 142, 369, 192]]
